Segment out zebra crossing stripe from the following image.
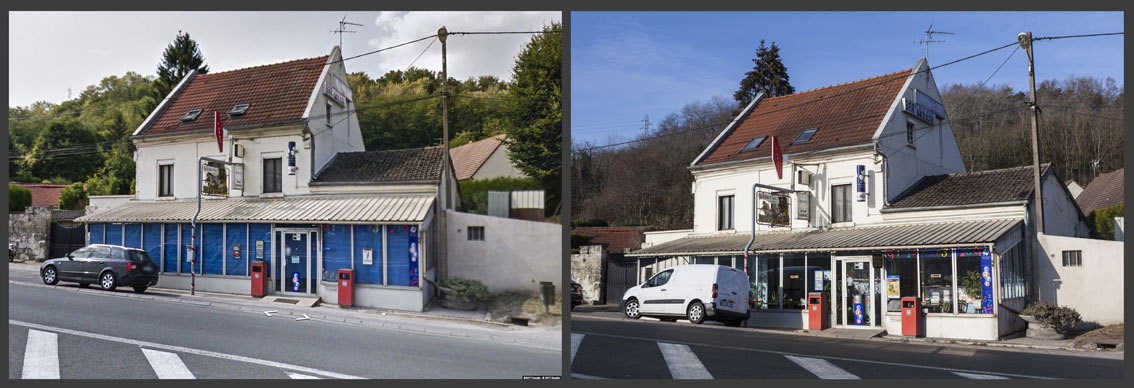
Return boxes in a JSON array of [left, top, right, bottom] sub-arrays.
[[570, 334, 584, 363], [953, 371, 1010, 380], [657, 342, 713, 379], [785, 355, 860, 379], [22, 329, 60, 379], [287, 372, 321, 379], [142, 349, 196, 379]]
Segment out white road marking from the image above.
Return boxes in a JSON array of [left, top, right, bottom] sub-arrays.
[[574, 331, 1057, 380], [785, 355, 860, 379], [570, 373, 608, 379], [22, 329, 60, 379], [296, 314, 310, 321], [264, 310, 277, 317], [570, 333, 584, 363], [10, 320, 361, 379], [142, 349, 196, 379], [954, 371, 1010, 380], [657, 342, 713, 379], [287, 372, 321, 379]]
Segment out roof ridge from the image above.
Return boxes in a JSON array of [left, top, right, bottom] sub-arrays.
[[943, 163, 1052, 177], [761, 67, 914, 102], [197, 55, 330, 78], [346, 145, 443, 155]]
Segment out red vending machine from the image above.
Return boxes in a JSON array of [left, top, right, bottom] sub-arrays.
[[337, 269, 354, 307], [808, 292, 830, 330], [250, 261, 268, 298], [901, 297, 923, 337]]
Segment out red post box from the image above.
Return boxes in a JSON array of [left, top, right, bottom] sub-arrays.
[[808, 292, 829, 330], [250, 261, 268, 298], [901, 296, 923, 337], [337, 269, 354, 307]]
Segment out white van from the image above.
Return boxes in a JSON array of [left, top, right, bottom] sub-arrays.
[[621, 264, 750, 325]]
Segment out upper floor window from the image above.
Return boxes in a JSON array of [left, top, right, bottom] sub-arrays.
[[263, 158, 282, 194], [718, 195, 735, 230], [326, 101, 333, 125], [158, 163, 174, 197], [1062, 250, 1082, 267], [906, 121, 916, 146], [831, 184, 852, 223], [468, 226, 485, 241]]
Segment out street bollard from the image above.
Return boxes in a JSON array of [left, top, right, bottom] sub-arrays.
[[539, 281, 555, 314]]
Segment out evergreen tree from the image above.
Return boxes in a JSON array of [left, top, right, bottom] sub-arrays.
[[734, 40, 794, 108], [503, 23, 562, 215], [154, 31, 209, 99]]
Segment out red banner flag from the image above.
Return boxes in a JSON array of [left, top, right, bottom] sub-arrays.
[[214, 111, 224, 153], [772, 135, 783, 180]]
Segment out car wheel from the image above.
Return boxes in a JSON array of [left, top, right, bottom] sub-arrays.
[[624, 298, 642, 319], [132, 286, 148, 293], [687, 302, 705, 324], [99, 272, 118, 291], [42, 266, 59, 285]]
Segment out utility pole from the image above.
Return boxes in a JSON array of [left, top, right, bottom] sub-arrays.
[[916, 24, 954, 61], [1018, 31, 1044, 234], [438, 26, 450, 281]]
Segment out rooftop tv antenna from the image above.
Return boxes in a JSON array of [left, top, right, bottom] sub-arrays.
[[330, 15, 365, 50], [916, 24, 954, 61]]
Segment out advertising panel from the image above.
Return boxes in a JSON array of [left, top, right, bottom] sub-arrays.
[[202, 160, 228, 197], [757, 192, 791, 227]]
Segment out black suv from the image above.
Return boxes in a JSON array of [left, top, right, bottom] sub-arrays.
[[41, 244, 159, 293], [570, 280, 584, 310]]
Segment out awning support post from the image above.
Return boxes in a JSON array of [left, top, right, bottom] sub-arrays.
[[194, 156, 236, 296]]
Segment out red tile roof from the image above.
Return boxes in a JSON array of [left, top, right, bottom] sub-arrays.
[[697, 68, 913, 166], [137, 55, 329, 137], [1076, 168, 1124, 215], [572, 227, 648, 255], [450, 134, 506, 180], [11, 183, 68, 208]]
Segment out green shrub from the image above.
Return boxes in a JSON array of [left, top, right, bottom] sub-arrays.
[[1023, 301, 1081, 333], [9, 185, 32, 212], [457, 176, 542, 215], [439, 277, 491, 301], [570, 233, 593, 250], [573, 219, 608, 227], [58, 182, 88, 210], [1087, 204, 1123, 240]]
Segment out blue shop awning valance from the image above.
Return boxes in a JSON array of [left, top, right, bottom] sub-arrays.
[[74, 195, 434, 224]]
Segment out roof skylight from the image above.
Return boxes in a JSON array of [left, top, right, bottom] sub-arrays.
[[229, 104, 250, 116], [180, 109, 203, 122], [740, 136, 767, 153], [792, 128, 818, 145]]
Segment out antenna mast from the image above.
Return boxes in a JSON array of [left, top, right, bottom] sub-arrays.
[[330, 14, 365, 50], [916, 23, 954, 61]]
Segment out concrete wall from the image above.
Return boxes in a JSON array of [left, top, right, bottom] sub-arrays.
[[1033, 233, 1124, 325], [1039, 170, 1089, 238], [8, 206, 52, 262], [570, 245, 605, 304], [471, 145, 525, 181], [446, 210, 560, 293], [750, 310, 808, 329], [87, 195, 133, 213], [642, 229, 692, 248]]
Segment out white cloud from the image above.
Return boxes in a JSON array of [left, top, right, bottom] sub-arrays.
[[364, 11, 560, 81]]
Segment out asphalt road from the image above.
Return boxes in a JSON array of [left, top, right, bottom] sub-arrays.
[[570, 315, 1123, 379], [8, 271, 560, 379]]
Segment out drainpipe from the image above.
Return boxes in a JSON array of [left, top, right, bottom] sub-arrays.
[[874, 142, 890, 206]]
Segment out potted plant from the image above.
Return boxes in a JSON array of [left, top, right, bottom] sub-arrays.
[[438, 277, 491, 311], [1020, 301, 1081, 339], [959, 269, 983, 313]]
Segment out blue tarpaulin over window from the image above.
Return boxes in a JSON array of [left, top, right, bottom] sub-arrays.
[[353, 225, 383, 285], [124, 224, 142, 249], [387, 225, 412, 287], [322, 224, 351, 282], [163, 224, 179, 273], [226, 223, 248, 276], [143, 224, 161, 265], [203, 224, 223, 275], [89, 224, 104, 244], [106, 224, 123, 246], [249, 224, 272, 278]]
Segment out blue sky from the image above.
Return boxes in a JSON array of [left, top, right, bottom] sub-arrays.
[[571, 11, 1124, 146]]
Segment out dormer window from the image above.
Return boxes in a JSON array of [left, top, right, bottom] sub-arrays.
[[740, 136, 767, 153], [180, 109, 203, 122], [229, 104, 250, 116], [792, 128, 818, 145]]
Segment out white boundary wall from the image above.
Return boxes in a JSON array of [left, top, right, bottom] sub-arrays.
[[1034, 233, 1124, 325], [446, 210, 561, 293]]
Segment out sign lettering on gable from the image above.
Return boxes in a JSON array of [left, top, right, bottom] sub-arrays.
[[902, 98, 937, 125]]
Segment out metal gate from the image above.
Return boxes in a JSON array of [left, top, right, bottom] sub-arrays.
[[604, 259, 639, 305], [48, 222, 86, 259]]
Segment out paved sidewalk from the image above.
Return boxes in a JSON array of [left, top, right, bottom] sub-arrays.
[[9, 262, 560, 352]]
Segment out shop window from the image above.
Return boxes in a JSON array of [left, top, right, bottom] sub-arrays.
[[89, 223, 105, 245], [106, 224, 124, 246], [202, 224, 223, 275], [352, 225, 383, 285], [162, 224, 179, 273], [755, 254, 781, 310], [782, 254, 806, 310], [831, 184, 851, 223], [322, 224, 352, 282], [718, 256, 733, 268], [387, 225, 416, 287], [143, 224, 162, 270], [225, 223, 249, 276], [695, 256, 715, 265], [159, 163, 174, 197], [806, 254, 832, 294], [718, 195, 734, 230], [263, 158, 282, 194], [955, 249, 988, 314], [919, 249, 953, 313], [1062, 250, 1082, 267], [884, 251, 918, 312], [467, 226, 485, 241], [249, 224, 272, 278]]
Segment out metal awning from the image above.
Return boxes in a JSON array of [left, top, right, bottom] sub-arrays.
[[627, 218, 1023, 257], [74, 195, 434, 224]]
